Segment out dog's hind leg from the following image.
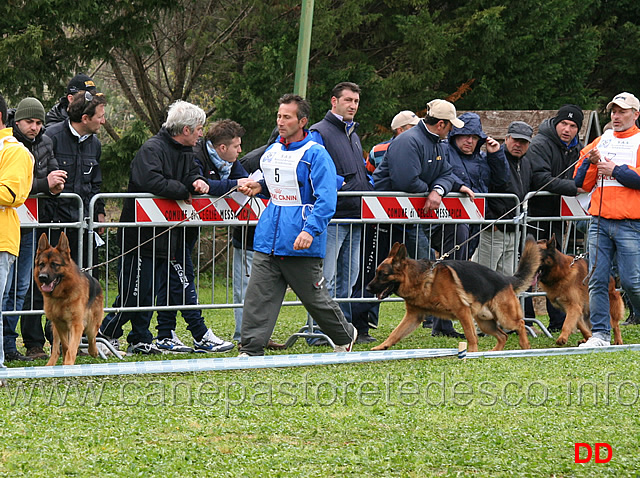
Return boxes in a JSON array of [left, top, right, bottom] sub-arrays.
[[493, 295, 530, 350], [476, 318, 508, 351], [371, 310, 423, 350], [609, 281, 625, 345]]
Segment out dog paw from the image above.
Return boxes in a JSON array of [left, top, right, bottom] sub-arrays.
[[555, 336, 568, 346], [371, 345, 387, 351]]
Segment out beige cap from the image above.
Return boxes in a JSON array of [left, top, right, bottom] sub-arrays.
[[607, 92, 640, 111], [426, 99, 464, 128], [391, 110, 421, 130]]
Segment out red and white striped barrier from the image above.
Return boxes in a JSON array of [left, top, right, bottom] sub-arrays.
[[560, 196, 590, 218], [135, 197, 269, 224], [362, 196, 485, 221], [16, 198, 38, 225]]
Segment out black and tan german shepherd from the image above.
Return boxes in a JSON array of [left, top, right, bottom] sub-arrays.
[[34, 232, 103, 366], [367, 236, 540, 352], [537, 236, 623, 346]]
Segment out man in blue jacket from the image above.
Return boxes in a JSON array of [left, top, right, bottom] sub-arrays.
[[238, 94, 357, 357]]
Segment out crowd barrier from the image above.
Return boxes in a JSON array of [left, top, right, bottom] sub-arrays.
[[5, 191, 591, 341]]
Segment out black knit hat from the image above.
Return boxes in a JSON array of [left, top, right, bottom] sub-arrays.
[[553, 104, 583, 130]]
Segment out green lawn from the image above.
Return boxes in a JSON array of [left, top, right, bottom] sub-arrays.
[[2, 299, 639, 477]]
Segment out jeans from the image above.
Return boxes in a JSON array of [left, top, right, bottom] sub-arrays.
[[0, 251, 17, 366], [2, 230, 34, 352], [232, 247, 253, 342], [588, 218, 640, 337], [323, 223, 362, 320]]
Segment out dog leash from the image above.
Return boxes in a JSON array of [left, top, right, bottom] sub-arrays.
[[82, 186, 242, 272], [435, 155, 587, 264], [584, 174, 605, 284]]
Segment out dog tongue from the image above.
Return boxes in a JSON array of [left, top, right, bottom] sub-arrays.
[[41, 282, 55, 293]]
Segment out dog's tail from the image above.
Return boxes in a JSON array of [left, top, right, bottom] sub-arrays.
[[511, 235, 541, 294]]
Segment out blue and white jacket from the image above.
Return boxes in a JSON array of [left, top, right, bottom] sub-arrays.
[[253, 132, 337, 258]]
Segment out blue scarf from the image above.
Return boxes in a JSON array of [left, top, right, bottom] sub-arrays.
[[206, 140, 232, 179]]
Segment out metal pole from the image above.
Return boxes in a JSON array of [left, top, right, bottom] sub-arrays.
[[293, 0, 315, 98]]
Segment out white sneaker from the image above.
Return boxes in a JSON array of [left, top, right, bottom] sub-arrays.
[[193, 329, 235, 353], [156, 330, 194, 353], [578, 336, 611, 348], [237, 352, 250, 358], [334, 326, 358, 353]]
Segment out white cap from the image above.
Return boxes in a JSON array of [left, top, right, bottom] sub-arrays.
[[391, 110, 421, 130], [607, 92, 640, 111], [426, 99, 464, 128]]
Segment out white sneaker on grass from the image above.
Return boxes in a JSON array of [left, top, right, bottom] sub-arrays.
[[193, 329, 235, 353], [334, 326, 358, 353], [578, 336, 611, 348], [156, 331, 194, 353], [127, 342, 163, 355]]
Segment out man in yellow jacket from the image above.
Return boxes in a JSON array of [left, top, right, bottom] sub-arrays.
[[0, 93, 34, 375]]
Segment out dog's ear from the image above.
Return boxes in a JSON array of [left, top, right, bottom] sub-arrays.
[[36, 233, 51, 254], [391, 243, 408, 263], [388, 242, 402, 258], [57, 232, 71, 255], [547, 234, 557, 251]]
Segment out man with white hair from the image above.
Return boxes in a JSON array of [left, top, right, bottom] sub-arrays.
[[575, 92, 640, 347], [99, 100, 211, 355]]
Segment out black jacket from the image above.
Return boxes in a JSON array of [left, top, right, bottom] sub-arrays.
[[45, 98, 69, 125], [120, 127, 206, 258], [528, 118, 582, 217], [310, 111, 373, 218], [43, 119, 105, 222], [486, 144, 533, 228]]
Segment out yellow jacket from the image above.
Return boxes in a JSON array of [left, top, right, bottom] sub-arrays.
[[0, 127, 34, 256]]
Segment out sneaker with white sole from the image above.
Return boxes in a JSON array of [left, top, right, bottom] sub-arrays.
[[578, 335, 611, 348], [334, 326, 358, 353], [237, 352, 250, 358], [193, 329, 235, 353], [127, 342, 163, 355], [156, 331, 194, 353], [97, 331, 120, 351]]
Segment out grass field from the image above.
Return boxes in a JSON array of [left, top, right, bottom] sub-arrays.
[[1, 299, 639, 477]]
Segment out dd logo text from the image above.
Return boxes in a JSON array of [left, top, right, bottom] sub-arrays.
[[574, 443, 612, 463]]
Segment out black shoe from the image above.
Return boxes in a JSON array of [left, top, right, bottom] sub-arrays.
[[356, 333, 377, 344], [5, 350, 34, 362], [432, 330, 465, 339]]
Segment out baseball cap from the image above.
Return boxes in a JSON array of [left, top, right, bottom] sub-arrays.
[[391, 110, 420, 130], [507, 121, 533, 142], [67, 73, 97, 95], [607, 92, 640, 111], [426, 99, 464, 128]]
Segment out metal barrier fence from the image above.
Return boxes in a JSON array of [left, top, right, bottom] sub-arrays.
[[5, 191, 591, 333]]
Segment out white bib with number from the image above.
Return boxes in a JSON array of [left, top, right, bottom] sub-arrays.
[[261, 141, 316, 206], [597, 129, 640, 188]]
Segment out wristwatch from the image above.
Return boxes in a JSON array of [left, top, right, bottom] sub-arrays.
[[432, 186, 445, 197]]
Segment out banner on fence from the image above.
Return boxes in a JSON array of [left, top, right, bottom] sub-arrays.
[[16, 198, 38, 225], [362, 196, 485, 221], [135, 197, 269, 224], [560, 195, 590, 218]]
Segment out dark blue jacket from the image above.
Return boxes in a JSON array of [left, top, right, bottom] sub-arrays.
[[373, 119, 454, 194], [192, 139, 249, 196], [310, 111, 373, 218], [446, 112, 509, 193]]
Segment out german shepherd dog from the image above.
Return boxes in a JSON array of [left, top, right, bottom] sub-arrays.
[[537, 236, 623, 346], [367, 236, 541, 353], [34, 232, 103, 365]]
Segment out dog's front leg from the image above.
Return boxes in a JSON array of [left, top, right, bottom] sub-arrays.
[[63, 322, 85, 365], [46, 326, 61, 366], [371, 310, 422, 350]]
